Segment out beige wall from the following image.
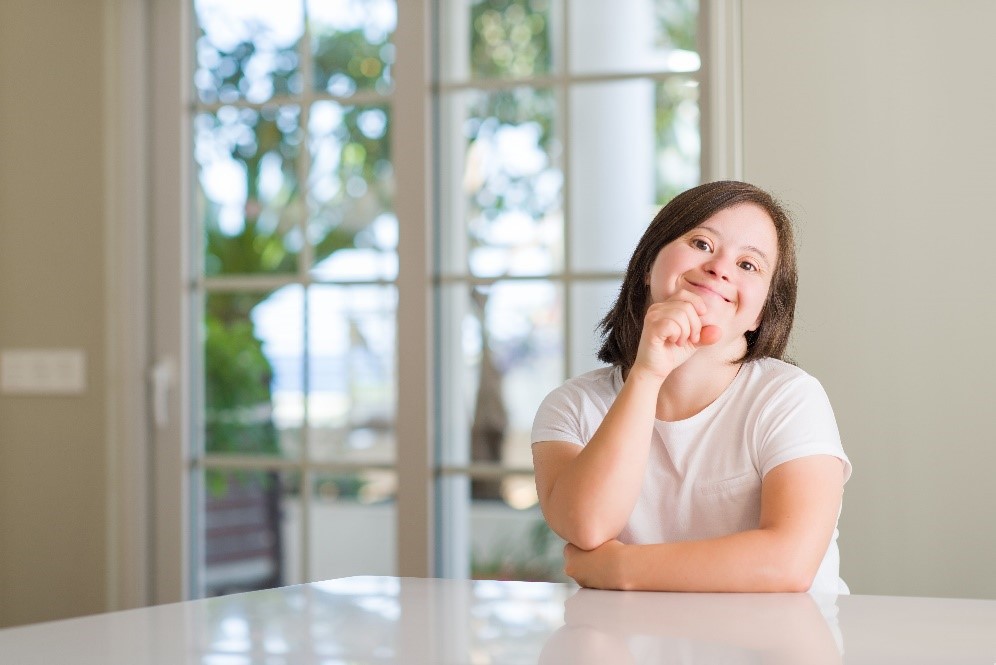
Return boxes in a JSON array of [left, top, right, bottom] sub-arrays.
[[742, 0, 996, 598], [0, 0, 108, 626]]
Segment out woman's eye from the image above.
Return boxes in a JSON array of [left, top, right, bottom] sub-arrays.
[[692, 239, 711, 251], [739, 261, 758, 272]]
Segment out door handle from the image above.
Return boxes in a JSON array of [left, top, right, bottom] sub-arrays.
[[149, 357, 175, 429]]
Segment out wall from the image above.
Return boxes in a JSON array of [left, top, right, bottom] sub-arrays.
[[0, 0, 108, 625], [741, 0, 996, 598]]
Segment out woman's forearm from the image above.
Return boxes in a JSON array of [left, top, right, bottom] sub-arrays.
[[567, 529, 819, 593], [540, 370, 663, 550], [625, 530, 817, 592], [563, 456, 847, 592]]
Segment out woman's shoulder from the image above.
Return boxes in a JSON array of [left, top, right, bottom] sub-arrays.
[[533, 365, 620, 445], [740, 357, 827, 397], [746, 356, 817, 381], [542, 365, 621, 408], [569, 364, 620, 388]]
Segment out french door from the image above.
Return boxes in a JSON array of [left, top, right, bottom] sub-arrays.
[[148, 0, 720, 602]]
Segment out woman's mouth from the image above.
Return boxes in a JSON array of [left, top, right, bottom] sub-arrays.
[[687, 281, 732, 303]]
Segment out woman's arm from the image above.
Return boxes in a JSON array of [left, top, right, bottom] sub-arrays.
[[533, 368, 664, 551], [562, 455, 846, 592], [533, 295, 717, 551]]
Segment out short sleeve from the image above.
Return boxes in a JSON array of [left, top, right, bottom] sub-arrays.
[[754, 375, 852, 483], [531, 383, 587, 447]]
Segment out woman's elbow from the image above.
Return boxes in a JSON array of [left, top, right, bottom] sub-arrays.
[[774, 570, 815, 593], [569, 528, 612, 552], [546, 511, 616, 551], [766, 554, 819, 593]]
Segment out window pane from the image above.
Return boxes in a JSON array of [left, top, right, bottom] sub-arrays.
[[437, 475, 565, 582], [439, 0, 557, 83], [568, 0, 698, 75], [569, 280, 619, 377], [308, 0, 396, 96], [196, 106, 304, 276], [472, 500, 563, 582], [568, 77, 699, 272], [194, 0, 304, 104], [438, 281, 563, 469], [308, 285, 396, 464], [439, 88, 563, 277], [308, 100, 396, 281], [202, 469, 300, 596], [309, 471, 397, 580], [204, 288, 305, 458], [655, 76, 701, 201]]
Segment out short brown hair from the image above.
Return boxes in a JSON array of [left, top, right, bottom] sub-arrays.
[[596, 180, 798, 370]]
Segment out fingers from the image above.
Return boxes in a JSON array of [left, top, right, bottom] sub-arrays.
[[698, 324, 722, 346], [633, 291, 719, 379], [645, 290, 708, 346]]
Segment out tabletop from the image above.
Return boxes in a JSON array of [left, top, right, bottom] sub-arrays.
[[2, 576, 995, 664]]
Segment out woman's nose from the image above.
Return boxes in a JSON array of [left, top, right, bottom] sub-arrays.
[[704, 257, 732, 280]]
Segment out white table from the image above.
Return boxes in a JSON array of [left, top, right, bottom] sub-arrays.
[[2, 576, 995, 663]]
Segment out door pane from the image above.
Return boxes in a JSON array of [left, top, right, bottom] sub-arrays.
[[438, 0, 557, 83], [568, 77, 699, 272], [196, 105, 304, 276], [569, 280, 619, 377], [204, 287, 305, 458], [202, 469, 299, 596], [308, 100, 396, 281], [308, 284, 396, 464], [439, 87, 563, 277], [438, 281, 563, 471], [471, 500, 564, 582], [308, 0, 396, 96], [568, 0, 699, 76], [194, 0, 304, 104], [438, 475, 565, 582], [308, 471, 397, 581]]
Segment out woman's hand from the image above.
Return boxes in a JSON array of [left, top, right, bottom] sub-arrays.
[[631, 290, 722, 380], [563, 539, 630, 590]]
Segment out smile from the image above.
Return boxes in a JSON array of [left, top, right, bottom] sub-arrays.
[[687, 281, 732, 303]]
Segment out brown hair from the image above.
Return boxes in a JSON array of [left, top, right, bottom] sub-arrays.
[[596, 180, 798, 370]]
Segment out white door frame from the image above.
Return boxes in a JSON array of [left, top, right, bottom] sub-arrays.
[[104, 0, 191, 608]]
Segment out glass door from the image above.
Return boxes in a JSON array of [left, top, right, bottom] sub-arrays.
[[434, 0, 702, 580], [158, 0, 703, 599], [189, 0, 401, 596]]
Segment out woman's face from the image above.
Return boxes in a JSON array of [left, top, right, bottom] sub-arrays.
[[647, 203, 779, 343]]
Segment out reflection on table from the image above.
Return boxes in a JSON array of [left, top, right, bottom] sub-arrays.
[[2, 576, 996, 664]]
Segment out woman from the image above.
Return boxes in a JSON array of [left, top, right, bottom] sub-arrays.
[[531, 181, 850, 594]]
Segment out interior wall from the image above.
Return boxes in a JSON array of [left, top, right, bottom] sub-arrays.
[[741, 0, 996, 598], [0, 0, 108, 626]]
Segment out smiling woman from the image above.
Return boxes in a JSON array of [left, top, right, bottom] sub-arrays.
[[532, 180, 851, 594]]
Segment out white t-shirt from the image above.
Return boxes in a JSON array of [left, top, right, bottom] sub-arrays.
[[531, 357, 852, 595]]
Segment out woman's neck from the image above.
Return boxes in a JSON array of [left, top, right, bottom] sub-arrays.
[[654, 344, 745, 422]]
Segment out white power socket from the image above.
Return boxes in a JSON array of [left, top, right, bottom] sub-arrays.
[[0, 349, 87, 395]]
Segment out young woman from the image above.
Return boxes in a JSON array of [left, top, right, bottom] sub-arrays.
[[531, 181, 850, 594]]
